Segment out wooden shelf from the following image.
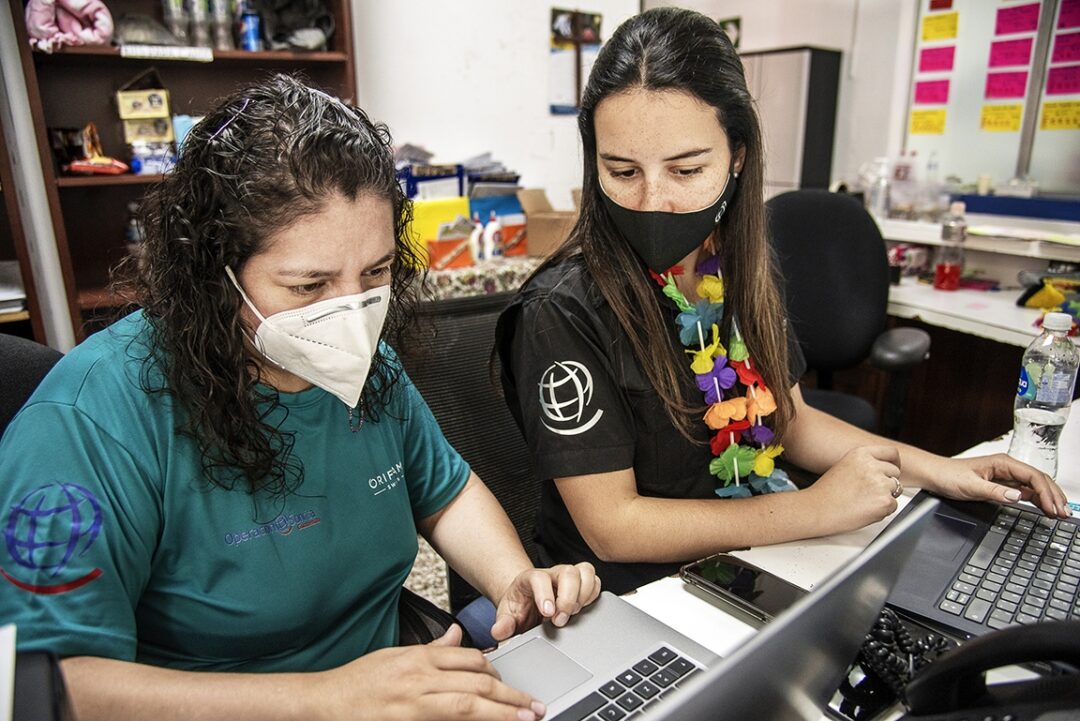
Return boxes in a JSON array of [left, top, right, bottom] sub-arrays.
[[57, 174, 164, 188], [77, 286, 124, 311], [35, 45, 348, 64]]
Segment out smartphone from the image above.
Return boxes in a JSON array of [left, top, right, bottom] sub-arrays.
[[679, 553, 808, 624]]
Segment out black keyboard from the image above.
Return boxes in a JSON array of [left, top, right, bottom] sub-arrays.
[[550, 646, 703, 721], [938, 506, 1080, 630]]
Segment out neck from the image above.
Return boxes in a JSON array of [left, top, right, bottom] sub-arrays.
[[255, 358, 314, 394]]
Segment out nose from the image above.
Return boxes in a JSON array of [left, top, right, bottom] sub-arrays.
[[636, 176, 677, 213]]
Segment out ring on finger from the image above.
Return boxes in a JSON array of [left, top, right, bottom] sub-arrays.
[[890, 477, 903, 498]]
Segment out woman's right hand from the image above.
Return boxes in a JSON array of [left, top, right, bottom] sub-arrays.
[[804, 445, 903, 535], [317, 624, 545, 721]]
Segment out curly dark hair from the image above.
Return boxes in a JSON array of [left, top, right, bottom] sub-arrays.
[[122, 74, 423, 497]]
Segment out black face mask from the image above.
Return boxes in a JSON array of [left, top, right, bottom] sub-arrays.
[[600, 171, 738, 274]]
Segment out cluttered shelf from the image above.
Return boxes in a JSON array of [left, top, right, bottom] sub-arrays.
[[57, 174, 164, 188], [33, 45, 348, 64], [878, 218, 1080, 264]]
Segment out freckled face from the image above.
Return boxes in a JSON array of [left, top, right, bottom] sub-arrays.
[[595, 89, 743, 212]]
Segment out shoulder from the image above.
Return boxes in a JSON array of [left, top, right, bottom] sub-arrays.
[[24, 311, 169, 423], [499, 254, 608, 336]]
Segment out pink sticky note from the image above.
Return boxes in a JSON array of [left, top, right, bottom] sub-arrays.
[[989, 37, 1033, 67], [1055, 32, 1080, 63], [985, 71, 1029, 99], [1046, 65, 1080, 95], [920, 46, 955, 72], [1060, 0, 1080, 30], [915, 79, 950, 104], [996, 3, 1040, 35]]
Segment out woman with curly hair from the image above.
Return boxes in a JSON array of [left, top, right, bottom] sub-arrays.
[[0, 75, 597, 721], [497, 8, 1069, 596]]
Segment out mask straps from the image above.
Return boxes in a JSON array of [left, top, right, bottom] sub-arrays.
[[224, 266, 270, 325]]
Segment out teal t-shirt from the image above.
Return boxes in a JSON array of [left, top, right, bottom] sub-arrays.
[[0, 312, 470, 671]]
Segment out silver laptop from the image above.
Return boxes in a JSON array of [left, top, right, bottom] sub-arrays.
[[487, 498, 939, 721]]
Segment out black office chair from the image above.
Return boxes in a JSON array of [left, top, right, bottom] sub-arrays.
[[766, 189, 930, 437], [401, 292, 542, 615], [0, 333, 63, 438]]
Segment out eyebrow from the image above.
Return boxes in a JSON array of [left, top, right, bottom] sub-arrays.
[[276, 253, 396, 280], [599, 148, 713, 163]]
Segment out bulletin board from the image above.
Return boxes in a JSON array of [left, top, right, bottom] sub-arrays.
[[1029, 0, 1080, 192], [906, 0, 1080, 194]]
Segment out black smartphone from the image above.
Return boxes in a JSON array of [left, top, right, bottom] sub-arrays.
[[679, 553, 808, 624]]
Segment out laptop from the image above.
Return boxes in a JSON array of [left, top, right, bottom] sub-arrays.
[[486, 498, 939, 721], [885, 491, 1080, 640]]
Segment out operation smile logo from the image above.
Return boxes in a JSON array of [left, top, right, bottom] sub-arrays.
[[538, 360, 604, 436], [3, 482, 104, 594]]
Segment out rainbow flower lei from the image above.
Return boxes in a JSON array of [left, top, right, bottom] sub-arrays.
[[651, 261, 797, 498]]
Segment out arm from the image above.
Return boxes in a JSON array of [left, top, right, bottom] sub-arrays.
[[553, 383, 1070, 565], [418, 473, 600, 640], [62, 639, 543, 721], [782, 385, 1070, 518]]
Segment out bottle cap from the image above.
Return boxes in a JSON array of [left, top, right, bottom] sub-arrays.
[[1043, 312, 1074, 332], [949, 201, 965, 216]]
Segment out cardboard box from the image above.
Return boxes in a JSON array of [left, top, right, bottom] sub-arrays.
[[116, 89, 171, 120], [409, 196, 472, 268], [123, 117, 175, 144], [517, 188, 578, 257]]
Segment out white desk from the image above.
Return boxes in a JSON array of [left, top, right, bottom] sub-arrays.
[[625, 403, 1080, 714], [887, 277, 1043, 349]]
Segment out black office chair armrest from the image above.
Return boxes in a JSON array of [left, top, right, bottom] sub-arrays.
[[14, 652, 73, 721], [870, 327, 931, 372]]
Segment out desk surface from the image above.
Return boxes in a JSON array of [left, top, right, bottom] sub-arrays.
[[888, 277, 1044, 348]]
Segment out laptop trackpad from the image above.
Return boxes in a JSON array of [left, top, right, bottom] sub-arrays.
[[490, 638, 592, 703], [915, 514, 979, 561]]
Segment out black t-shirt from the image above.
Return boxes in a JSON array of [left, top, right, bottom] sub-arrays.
[[495, 253, 807, 594]]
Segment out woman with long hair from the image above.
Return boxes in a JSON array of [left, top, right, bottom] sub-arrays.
[[497, 8, 1068, 595], [0, 75, 598, 721]]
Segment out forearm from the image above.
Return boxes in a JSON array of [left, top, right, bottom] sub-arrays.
[[419, 473, 533, 602], [569, 481, 849, 564], [61, 656, 321, 721]]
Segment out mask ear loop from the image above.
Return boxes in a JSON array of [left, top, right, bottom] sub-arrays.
[[224, 266, 283, 368]]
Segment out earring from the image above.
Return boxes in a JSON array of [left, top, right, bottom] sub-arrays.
[[734, 171, 740, 178]]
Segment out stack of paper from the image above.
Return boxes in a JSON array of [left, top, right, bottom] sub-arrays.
[[0, 261, 26, 314]]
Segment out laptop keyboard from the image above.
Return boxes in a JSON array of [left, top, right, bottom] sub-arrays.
[[938, 506, 1080, 630], [550, 646, 702, 721]]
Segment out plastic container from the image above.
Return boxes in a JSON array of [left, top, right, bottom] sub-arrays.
[[482, 211, 503, 259], [933, 201, 966, 291], [467, 212, 484, 263], [865, 157, 890, 219], [1007, 312, 1079, 478]]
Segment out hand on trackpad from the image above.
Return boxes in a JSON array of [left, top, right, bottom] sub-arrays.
[[489, 638, 592, 703]]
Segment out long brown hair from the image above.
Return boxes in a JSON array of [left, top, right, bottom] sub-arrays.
[[546, 7, 793, 441], [120, 74, 423, 497]]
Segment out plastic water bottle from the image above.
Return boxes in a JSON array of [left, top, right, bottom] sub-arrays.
[[865, 157, 890, 219], [1007, 312, 1079, 478], [933, 201, 966, 291]]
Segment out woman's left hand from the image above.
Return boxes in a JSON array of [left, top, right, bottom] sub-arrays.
[[490, 563, 601, 642], [922, 453, 1071, 519]]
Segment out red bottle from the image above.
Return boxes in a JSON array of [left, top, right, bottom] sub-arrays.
[[933, 201, 966, 291]]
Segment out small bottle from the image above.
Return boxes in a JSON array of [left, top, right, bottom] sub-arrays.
[[933, 201, 966, 291], [482, 211, 503, 259], [1007, 312, 1079, 478], [866, 157, 890, 219], [187, 0, 212, 48], [467, 212, 484, 262]]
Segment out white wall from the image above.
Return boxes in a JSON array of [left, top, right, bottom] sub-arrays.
[[352, 0, 638, 210], [353, 0, 919, 206], [645, 0, 919, 187]]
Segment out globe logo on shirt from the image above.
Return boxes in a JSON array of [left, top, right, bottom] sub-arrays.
[[2, 482, 104, 594], [538, 360, 605, 436]]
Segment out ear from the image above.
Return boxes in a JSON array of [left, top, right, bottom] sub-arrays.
[[733, 146, 747, 176]]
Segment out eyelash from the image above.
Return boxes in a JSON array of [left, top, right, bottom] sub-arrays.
[[290, 282, 324, 296], [607, 167, 704, 179]]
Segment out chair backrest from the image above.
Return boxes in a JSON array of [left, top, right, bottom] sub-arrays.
[[0, 334, 63, 438], [766, 189, 890, 372], [401, 292, 541, 609]]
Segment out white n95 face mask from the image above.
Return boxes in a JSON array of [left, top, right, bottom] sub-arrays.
[[225, 267, 390, 408]]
